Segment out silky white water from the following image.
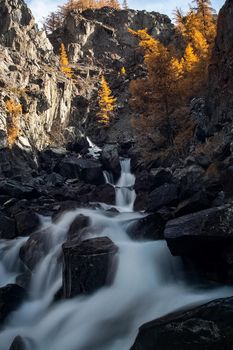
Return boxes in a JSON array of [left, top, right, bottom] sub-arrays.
[[0, 158, 232, 350]]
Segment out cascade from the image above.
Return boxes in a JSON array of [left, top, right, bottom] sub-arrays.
[[0, 158, 232, 350]]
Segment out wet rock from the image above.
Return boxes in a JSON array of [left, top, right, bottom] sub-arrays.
[[89, 183, 115, 205], [174, 191, 211, 217], [134, 171, 155, 193], [62, 237, 119, 298], [131, 296, 233, 350], [0, 284, 26, 324], [9, 336, 26, 350], [128, 213, 166, 240], [0, 180, 39, 199], [66, 136, 89, 153], [19, 229, 51, 270], [54, 158, 104, 184], [67, 214, 90, 241], [164, 206, 233, 282], [147, 183, 179, 212], [101, 144, 121, 179], [0, 212, 16, 239], [14, 209, 40, 236]]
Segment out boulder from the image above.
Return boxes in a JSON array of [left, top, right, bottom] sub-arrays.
[[173, 191, 211, 217], [101, 144, 121, 179], [19, 229, 51, 270], [147, 183, 179, 212], [62, 237, 119, 298], [14, 209, 40, 236], [9, 336, 26, 350], [0, 284, 26, 324], [134, 171, 155, 193], [67, 214, 90, 241], [0, 212, 16, 239], [164, 206, 233, 282], [131, 296, 233, 350], [128, 213, 166, 241], [0, 180, 39, 199], [54, 158, 105, 184], [89, 183, 115, 205]]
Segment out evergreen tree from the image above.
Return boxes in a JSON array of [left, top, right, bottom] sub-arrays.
[[98, 76, 116, 126], [59, 43, 73, 79]]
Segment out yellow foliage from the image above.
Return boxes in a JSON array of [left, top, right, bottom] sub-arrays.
[[128, 28, 158, 58], [98, 75, 116, 126], [182, 43, 199, 72], [121, 67, 126, 75], [59, 43, 73, 79], [5, 99, 22, 147]]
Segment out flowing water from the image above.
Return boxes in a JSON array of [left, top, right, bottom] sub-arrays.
[[0, 158, 233, 350]]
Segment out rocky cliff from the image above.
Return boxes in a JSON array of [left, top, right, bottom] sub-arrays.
[[207, 0, 233, 126], [0, 0, 174, 150]]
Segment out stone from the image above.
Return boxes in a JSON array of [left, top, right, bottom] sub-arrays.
[[19, 229, 51, 270], [147, 183, 179, 212], [54, 158, 105, 184], [14, 209, 40, 236], [131, 296, 233, 350], [0, 212, 16, 239], [62, 237, 119, 298], [67, 214, 90, 241], [127, 213, 166, 240], [164, 206, 233, 282], [101, 144, 121, 179], [0, 180, 39, 199], [0, 284, 26, 324], [9, 336, 26, 350]]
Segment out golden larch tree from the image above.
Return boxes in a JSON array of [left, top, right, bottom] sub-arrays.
[[98, 75, 116, 126], [59, 43, 73, 79], [5, 99, 22, 147]]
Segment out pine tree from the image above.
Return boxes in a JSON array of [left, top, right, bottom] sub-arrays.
[[5, 99, 22, 147], [182, 43, 199, 72], [121, 67, 126, 75], [98, 76, 116, 126], [192, 0, 216, 42], [43, 11, 63, 34], [59, 43, 73, 79]]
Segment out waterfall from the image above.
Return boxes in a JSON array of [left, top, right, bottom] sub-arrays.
[[0, 158, 233, 350]]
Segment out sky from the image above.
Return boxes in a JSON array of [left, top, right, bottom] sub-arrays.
[[26, 0, 225, 26]]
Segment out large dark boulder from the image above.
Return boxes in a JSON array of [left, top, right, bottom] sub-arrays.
[[67, 214, 90, 241], [131, 296, 233, 350], [101, 144, 121, 179], [0, 180, 39, 199], [147, 183, 179, 212], [9, 336, 26, 350], [0, 212, 16, 239], [128, 213, 166, 241], [164, 206, 233, 282], [0, 284, 26, 324], [54, 157, 105, 184], [14, 209, 40, 236], [62, 237, 119, 298]]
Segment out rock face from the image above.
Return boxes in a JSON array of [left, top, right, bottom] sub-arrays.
[[207, 0, 233, 125], [131, 296, 233, 350], [62, 237, 119, 298], [0, 0, 76, 150]]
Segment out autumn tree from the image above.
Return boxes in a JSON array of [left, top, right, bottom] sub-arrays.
[[5, 99, 22, 147], [192, 0, 216, 43], [129, 29, 185, 145], [43, 11, 63, 34], [98, 75, 116, 126], [59, 43, 73, 79]]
